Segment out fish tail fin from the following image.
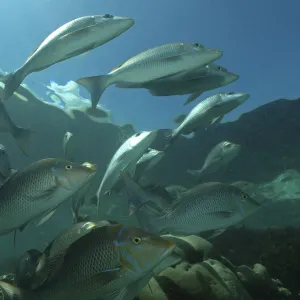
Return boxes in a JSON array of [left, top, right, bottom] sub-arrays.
[[0, 280, 26, 300], [76, 75, 110, 111], [84, 106, 110, 118], [13, 126, 35, 156], [183, 91, 202, 105], [0, 68, 26, 101]]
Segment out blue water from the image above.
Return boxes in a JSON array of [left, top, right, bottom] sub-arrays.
[[1, 0, 299, 130]]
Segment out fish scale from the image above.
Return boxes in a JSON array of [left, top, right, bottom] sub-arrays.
[[23, 224, 174, 300], [0, 158, 96, 235], [154, 182, 260, 235]]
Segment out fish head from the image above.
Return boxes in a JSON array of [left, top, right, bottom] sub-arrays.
[[185, 43, 223, 65], [221, 141, 241, 156], [114, 226, 175, 274], [231, 187, 261, 217], [128, 130, 158, 151], [51, 159, 96, 191], [64, 131, 73, 141], [221, 72, 239, 85], [215, 92, 249, 114], [220, 92, 249, 105], [93, 14, 134, 37]]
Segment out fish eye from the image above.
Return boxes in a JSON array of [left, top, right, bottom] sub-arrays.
[[228, 92, 235, 95], [193, 43, 203, 48], [135, 132, 141, 137], [241, 194, 248, 200], [132, 236, 142, 245], [104, 14, 113, 18], [65, 165, 72, 171]]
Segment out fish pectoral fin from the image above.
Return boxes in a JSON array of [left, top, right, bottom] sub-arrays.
[[162, 54, 184, 62], [57, 24, 98, 41], [35, 209, 57, 227], [211, 115, 224, 125]]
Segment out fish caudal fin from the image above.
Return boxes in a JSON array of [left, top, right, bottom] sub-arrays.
[[183, 91, 202, 106], [76, 76, 109, 111], [13, 126, 34, 156], [0, 68, 26, 101], [84, 106, 109, 118]]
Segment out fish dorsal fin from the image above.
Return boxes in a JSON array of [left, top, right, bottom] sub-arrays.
[[34, 222, 98, 288], [180, 182, 222, 196], [111, 62, 125, 72], [173, 114, 187, 125]]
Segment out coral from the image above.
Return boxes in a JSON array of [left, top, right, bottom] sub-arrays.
[[211, 227, 300, 298]]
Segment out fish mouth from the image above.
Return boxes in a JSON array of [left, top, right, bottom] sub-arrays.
[[236, 93, 249, 103], [223, 73, 239, 84], [82, 162, 97, 172]]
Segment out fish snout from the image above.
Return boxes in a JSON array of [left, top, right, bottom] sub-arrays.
[[236, 93, 249, 104]]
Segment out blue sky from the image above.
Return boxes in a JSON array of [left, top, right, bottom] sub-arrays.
[[1, 0, 299, 130]]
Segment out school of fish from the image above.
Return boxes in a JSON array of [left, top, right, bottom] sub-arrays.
[[0, 13, 263, 300]]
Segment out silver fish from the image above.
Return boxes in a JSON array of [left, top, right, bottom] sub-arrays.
[[0, 224, 175, 300], [0, 102, 33, 155], [188, 141, 241, 179], [124, 177, 261, 236], [0, 15, 134, 100], [71, 162, 97, 224], [0, 158, 96, 235], [116, 64, 239, 105], [135, 148, 164, 179], [76, 42, 222, 109], [0, 144, 16, 185], [165, 92, 249, 147], [62, 131, 74, 160], [96, 130, 158, 214]]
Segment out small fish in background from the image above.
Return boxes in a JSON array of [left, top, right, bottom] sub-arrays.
[[135, 148, 164, 180], [0, 102, 33, 155], [0, 14, 134, 101], [0, 144, 17, 185], [121, 172, 172, 219], [71, 162, 97, 224], [164, 92, 249, 148], [76, 42, 222, 109], [123, 176, 261, 236], [0, 158, 96, 237], [96, 130, 158, 215], [116, 63, 239, 105], [188, 141, 241, 179], [62, 131, 74, 160], [0, 223, 175, 300]]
